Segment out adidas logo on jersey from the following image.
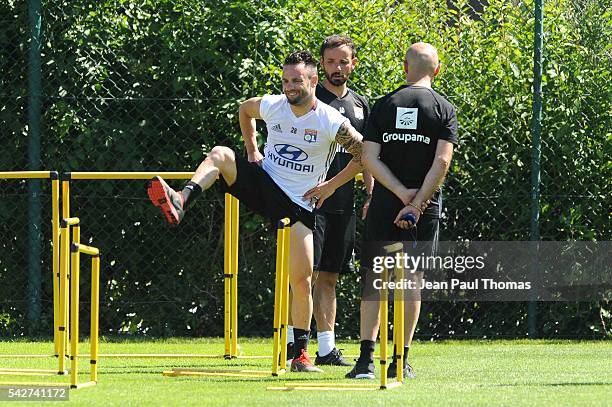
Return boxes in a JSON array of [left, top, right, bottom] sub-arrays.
[[271, 124, 282, 132]]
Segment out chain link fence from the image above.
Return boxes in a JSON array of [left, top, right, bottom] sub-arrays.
[[1, 0, 610, 339]]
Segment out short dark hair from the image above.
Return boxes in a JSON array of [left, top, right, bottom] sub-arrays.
[[320, 35, 356, 58], [283, 50, 317, 69]]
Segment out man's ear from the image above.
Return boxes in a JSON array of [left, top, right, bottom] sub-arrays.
[[311, 72, 318, 87], [434, 63, 441, 77]]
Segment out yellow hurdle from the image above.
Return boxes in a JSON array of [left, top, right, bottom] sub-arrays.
[[0, 172, 66, 380], [68, 232, 101, 390], [164, 218, 291, 379], [268, 242, 406, 391], [62, 172, 245, 360]]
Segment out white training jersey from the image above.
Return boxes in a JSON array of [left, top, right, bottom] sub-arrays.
[[260, 94, 348, 211]]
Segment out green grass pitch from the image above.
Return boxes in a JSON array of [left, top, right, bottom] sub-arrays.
[[0, 338, 610, 406]]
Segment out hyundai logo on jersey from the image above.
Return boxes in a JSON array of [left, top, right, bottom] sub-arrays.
[[268, 144, 314, 173], [274, 144, 308, 161]]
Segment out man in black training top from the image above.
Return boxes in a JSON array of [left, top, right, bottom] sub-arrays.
[[286, 35, 373, 367], [347, 42, 458, 379]]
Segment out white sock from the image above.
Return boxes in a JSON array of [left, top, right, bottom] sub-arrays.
[[317, 331, 335, 356], [287, 325, 294, 344]]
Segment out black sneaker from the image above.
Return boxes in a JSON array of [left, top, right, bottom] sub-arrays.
[[345, 358, 375, 379], [387, 361, 416, 379], [147, 176, 185, 226], [315, 348, 352, 366]]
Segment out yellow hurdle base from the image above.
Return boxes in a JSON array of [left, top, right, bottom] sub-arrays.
[[74, 353, 270, 359], [163, 368, 286, 378], [71, 381, 97, 390], [268, 381, 403, 391], [0, 369, 67, 376]]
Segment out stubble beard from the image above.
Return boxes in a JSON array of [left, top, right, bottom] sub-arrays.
[[325, 71, 348, 87]]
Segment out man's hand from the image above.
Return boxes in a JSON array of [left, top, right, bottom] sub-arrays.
[[303, 181, 336, 209], [398, 188, 419, 206], [394, 204, 421, 230], [248, 150, 264, 166]]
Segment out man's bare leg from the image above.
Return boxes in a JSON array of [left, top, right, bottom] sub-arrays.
[[287, 221, 322, 372], [191, 146, 237, 189], [313, 271, 338, 334], [404, 300, 421, 347], [147, 146, 237, 225], [288, 222, 314, 331]]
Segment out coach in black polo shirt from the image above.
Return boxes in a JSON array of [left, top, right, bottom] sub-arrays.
[[347, 42, 458, 380]]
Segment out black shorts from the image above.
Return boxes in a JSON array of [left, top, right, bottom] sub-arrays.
[[364, 192, 440, 245], [361, 194, 441, 301], [362, 193, 440, 272], [219, 153, 315, 230], [313, 210, 356, 274]]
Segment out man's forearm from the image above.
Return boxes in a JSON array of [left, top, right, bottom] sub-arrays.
[[363, 170, 374, 196], [412, 156, 451, 206], [238, 104, 258, 154], [363, 156, 411, 204]]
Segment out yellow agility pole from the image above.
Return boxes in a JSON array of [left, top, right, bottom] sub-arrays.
[[0, 171, 53, 179], [68, 172, 195, 180], [90, 255, 101, 383], [230, 195, 239, 358], [58, 216, 79, 376], [279, 223, 291, 366], [52, 173, 60, 357], [379, 260, 389, 389], [69, 224, 81, 388], [61, 180, 71, 361], [395, 262, 405, 384], [163, 218, 291, 379], [224, 193, 239, 359], [224, 194, 232, 358], [68, 238, 100, 390], [271, 219, 290, 377]]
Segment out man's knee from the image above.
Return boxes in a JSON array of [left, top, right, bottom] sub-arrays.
[[207, 146, 234, 165], [316, 272, 338, 293], [292, 276, 311, 297]]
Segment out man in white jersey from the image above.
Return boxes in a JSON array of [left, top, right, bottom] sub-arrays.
[[146, 51, 364, 373]]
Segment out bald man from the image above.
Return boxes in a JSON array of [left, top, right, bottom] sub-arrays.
[[346, 42, 458, 379]]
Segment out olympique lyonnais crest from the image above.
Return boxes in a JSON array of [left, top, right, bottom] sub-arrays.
[[304, 129, 318, 143]]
